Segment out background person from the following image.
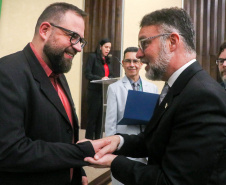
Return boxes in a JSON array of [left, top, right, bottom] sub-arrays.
[[105, 46, 158, 185], [84, 38, 114, 139], [84, 7, 226, 185], [0, 3, 102, 185], [216, 41, 226, 90]]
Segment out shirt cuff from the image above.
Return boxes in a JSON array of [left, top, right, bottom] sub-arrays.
[[116, 135, 124, 151]]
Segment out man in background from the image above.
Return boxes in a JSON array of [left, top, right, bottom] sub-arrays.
[[216, 41, 226, 90], [105, 47, 157, 185], [84, 7, 226, 185], [0, 2, 110, 185]]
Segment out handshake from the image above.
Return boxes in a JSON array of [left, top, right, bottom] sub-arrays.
[[78, 135, 121, 167]]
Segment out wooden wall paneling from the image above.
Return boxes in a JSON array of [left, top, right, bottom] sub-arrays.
[[217, 0, 225, 46], [83, 0, 90, 51], [209, 0, 218, 79], [183, 0, 190, 13], [184, 0, 226, 81], [210, 0, 218, 56], [91, 0, 100, 50], [104, 0, 110, 39], [81, 0, 122, 129], [202, 0, 211, 74], [196, 0, 204, 68], [115, 0, 122, 50], [216, 0, 226, 81]]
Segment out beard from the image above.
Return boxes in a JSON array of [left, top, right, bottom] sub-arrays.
[[43, 41, 73, 74], [144, 41, 172, 81], [221, 73, 226, 84]]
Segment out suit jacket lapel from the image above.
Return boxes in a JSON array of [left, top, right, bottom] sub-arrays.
[[142, 79, 149, 92], [23, 44, 72, 126], [122, 76, 133, 90], [144, 61, 203, 135], [97, 55, 105, 73]]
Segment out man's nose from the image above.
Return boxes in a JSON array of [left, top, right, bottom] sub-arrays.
[[223, 60, 226, 66], [130, 61, 135, 66], [72, 42, 82, 52], [136, 48, 144, 59]]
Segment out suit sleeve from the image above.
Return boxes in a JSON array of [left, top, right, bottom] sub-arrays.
[[154, 84, 158, 93], [84, 54, 102, 81], [110, 85, 226, 185], [111, 133, 167, 185], [105, 85, 118, 136], [0, 66, 95, 173]]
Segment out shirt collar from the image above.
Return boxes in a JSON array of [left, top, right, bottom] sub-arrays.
[[30, 42, 53, 77], [127, 76, 141, 85], [221, 82, 226, 89], [167, 59, 196, 87]]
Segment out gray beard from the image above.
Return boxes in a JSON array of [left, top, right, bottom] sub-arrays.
[[222, 77, 226, 84], [144, 43, 171, 81]]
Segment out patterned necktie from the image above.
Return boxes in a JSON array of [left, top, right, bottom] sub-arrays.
[[159, 82, 170, 104], [133, 82, 140, 91]]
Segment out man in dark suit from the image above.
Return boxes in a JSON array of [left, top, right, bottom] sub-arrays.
[[0, 2, 110, 185], [83, 7, 226, 185], [216, 41, 226, 90]]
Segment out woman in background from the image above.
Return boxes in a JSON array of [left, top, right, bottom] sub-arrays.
[[85, 38, 114, 139]]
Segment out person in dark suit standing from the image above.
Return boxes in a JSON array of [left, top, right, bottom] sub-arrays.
[[0, 3, 110, 185], [83, 7, 226, 185], [84, 38, 114, 139], [216, 41, 226, 90]]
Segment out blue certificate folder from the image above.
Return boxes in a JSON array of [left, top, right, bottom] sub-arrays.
[[118, 90, 159, 125]]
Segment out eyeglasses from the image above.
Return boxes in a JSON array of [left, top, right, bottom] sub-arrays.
[[50, 23, 87, 48], [138, 33, 171, 52], [123, 59, 140, 64], [216, 58, 226, 65]]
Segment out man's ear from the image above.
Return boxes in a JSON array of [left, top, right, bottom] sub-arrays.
[[122, 60, 124, 67], [169, 33, 180, 52], [39, 22, 51, 40]]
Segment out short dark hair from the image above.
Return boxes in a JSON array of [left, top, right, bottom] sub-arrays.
[[218, 41, 226, 58], [35, 2, 87, 34], [140, 7, 195, 52], [123, 47, 138, 58]]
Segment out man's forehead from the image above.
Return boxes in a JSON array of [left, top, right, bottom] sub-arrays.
[[124, 52, 137, 59], [138, 25, 159, 39], [219, 49, 226, 58], [61, 11, 85, 36]]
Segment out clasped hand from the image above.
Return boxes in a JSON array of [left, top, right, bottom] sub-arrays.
[[78, 135, 120, 167]]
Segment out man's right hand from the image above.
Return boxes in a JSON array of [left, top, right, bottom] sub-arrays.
[[90, 135, 121, 160]]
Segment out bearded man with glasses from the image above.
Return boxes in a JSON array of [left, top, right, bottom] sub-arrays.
[[0, 2, 109, 185], [216, 41, 226, 90], [82, 7, 226, 185]]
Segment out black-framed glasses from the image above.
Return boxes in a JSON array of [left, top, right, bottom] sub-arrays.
[[123, 59, 140, 64], [50, 23, 87, 48], [138, 33, 171, 52], [216, 58, 226, 65]]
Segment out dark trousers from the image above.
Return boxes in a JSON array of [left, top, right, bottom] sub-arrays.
[[85, 89, 103, 139]]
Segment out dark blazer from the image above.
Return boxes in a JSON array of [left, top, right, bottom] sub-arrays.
[[112, 62, 226, 185], [84, 53, 114, 91], [0, 44, 95, 185]]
